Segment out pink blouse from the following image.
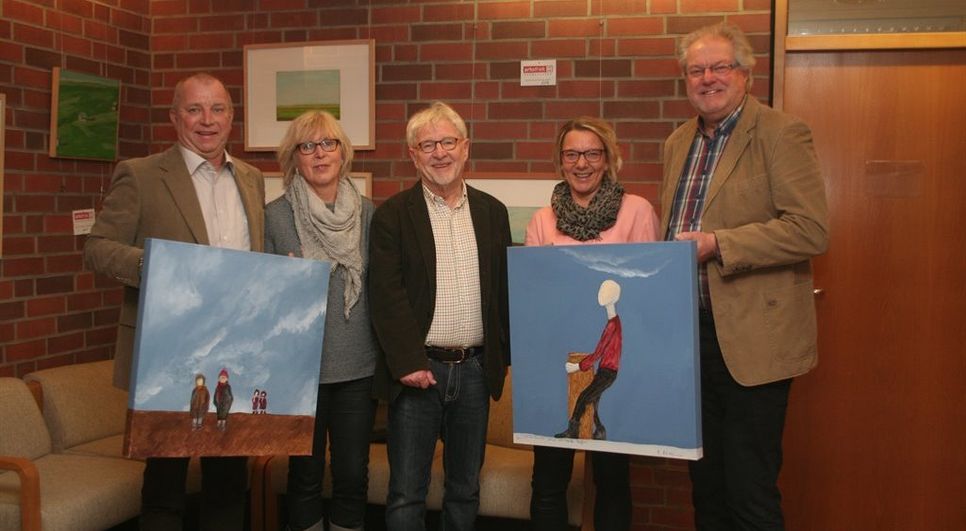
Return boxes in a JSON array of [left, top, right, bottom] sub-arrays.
[[524, 194, 660, 246]]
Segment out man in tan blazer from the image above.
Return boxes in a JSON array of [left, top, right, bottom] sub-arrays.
[[660, 23, 828, 530], [85, 73, 264, 531]]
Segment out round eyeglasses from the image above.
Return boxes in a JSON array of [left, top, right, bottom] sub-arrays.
[[415, 137, 461, 153], [297, 138, 340, 155], [685, 62, 739, 79], [561, 149, 604, 164]]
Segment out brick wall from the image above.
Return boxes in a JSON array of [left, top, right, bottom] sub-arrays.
[[1, 1, 773, 529]]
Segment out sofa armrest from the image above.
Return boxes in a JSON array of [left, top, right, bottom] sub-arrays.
[[0, 455, 42, 531]]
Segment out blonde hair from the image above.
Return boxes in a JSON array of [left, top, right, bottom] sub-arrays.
[[405, 101, 468, 147], [553, 117, 622, 182], [677, 22, 756, 91], [276, 110, 354, 188]]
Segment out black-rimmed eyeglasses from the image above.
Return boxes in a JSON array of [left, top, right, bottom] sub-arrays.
[[415, 137, 461, 153], [297, 138, 340, 155], [561, 149, 604, 164], [685, 62, 740, 79]]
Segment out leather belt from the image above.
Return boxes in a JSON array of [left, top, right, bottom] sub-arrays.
[[425, 346, 482, 364]]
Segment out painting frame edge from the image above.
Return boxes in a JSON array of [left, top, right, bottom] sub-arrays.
[[243, 39, 376, 152], [465, 171, 560, 245], [48, 67, 121, 161]]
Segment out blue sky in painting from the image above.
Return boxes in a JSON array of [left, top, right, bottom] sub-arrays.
[[508, 242, 701, 451], [130, 239, 329, 416]]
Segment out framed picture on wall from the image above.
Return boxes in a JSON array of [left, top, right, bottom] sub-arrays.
[[48, 67, 121, 161], [465, 172, 560, 245], [243, 40, 375, 152], [263, 171, 372, 204]]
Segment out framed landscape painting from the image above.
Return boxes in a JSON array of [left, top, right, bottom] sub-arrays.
[[48, 68, 120, 161], [508, 242, 702, 459], [465, 173, 559, 245], [125, 239, 331, 458], [244, 40, 375, 151]]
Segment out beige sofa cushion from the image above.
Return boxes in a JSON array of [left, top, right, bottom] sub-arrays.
[[24, 361, 127, 452], [0, 453, 144, 531], [0, 377, 51, 460]]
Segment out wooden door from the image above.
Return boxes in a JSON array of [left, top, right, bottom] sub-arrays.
[[779, 49, 966, 530]]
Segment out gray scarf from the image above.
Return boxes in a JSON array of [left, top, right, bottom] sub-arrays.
[[551, 178, 624, 241], [286, 172, 364, 319]]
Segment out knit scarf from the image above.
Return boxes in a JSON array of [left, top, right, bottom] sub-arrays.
[[286, 172, 364, 319], [551, 178, 624, 241]]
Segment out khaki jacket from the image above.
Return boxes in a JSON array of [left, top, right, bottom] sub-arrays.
[[84, 145, 265, 390], [660, 97, 829, 386]]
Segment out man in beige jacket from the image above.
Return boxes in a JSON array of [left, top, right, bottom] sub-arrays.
[[85, 73, 264, 531], [660, 23, 828, 530]]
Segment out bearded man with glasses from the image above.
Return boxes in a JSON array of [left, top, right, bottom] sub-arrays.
[[368, 101, 512, 531]]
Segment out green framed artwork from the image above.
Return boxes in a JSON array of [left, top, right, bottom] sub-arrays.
[[49, 68, 120, 161]]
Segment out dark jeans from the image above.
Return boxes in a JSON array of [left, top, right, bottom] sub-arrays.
[[386, 356, 490, 531], [140, 455, 248, 531], [530, 446, 630, 531], [287, 377, 376, 531], [690, 311, 792, 531]]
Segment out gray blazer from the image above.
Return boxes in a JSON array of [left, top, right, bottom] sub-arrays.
[[264, 194, 380, 384], [85, 145, 265, 390]]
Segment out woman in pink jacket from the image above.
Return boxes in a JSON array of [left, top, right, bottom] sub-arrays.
[[525, 116, 659, 531]]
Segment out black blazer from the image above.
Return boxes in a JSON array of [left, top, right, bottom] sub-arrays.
[[368, 182, 512, 401]]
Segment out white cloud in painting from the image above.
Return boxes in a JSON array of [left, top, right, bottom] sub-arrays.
[[560, 247, 670, 279]]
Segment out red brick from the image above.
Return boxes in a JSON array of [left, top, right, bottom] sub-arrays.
[[633, 58, 683, 76], [419, 82, 472, 101], [420, 43, 473, 62], [546, 101, 601, 119], [618, 79, 676, 98], [593, 0, 647, 15], [383, 64, 433, 82], [188, 32, 234, 50], [575, 59, 632, 78], [619, 37, 676, 56], [664, 98, 697, 119], [0, 301, 26, 321], [435, 63, 476, 81], [488, 102, 543, 120], [5, 339, 46, 362], [36, 274, 75, 295], [604, 101, 660, 119], [62, 0, 94, 17], [623, 182, 660, 203], [548, 19, 602, 38], [15, 280, 34, 298], [500, 81, 556, 100], [26, 296, 65, 317], [421, 3, 474, 22], [17, 317, 57, 340], [668, 16, 725, 35], [0, 323, 14, 344], [45, 214, 74, 233], [622, 162, 663, 179], [478, 1, 530, 20], [534, 0, 587, 18], [376, 83, 418, 101], [176, 51, 221, 69], [558, 80, 615, 99], [57, 312, 92, 333], [475, 41, 528, 61], [412, 23, 463, 42], [46, 254, 84, 274], [153, 16, 197, 33], [681, 0, 739, 14], [372, 5, 419, 24], [616, 121, 674, 140], [745, 0, 771, 9], [270, 11, 318, 29], [532, 39, 586, 58], [93, 308, 120, 326], [727, 13, 773, 33], [84, 19, 117, 43], [651, 506, 695, 527], [515, 141, 554, 160], [607, 17, 664, 36], [35, 354, 75, 371], [651, 0, 678, 14], [5, 0, 45, 25], [2, 236, 35, 255], [492, 21, 545, 40], [3, 257, 44, 278], [85, 326, 117, 346], [0, 281, 13, 300], [75, 346, 112, 364], [13, 22, 54, 48]]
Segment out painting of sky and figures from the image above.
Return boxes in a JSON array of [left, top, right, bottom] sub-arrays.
[[125, 239, 330, 458], [508, 242, 702, 459], [276, 69, 341, 121]]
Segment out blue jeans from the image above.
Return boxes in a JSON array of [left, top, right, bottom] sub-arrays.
[[385, 356, 490, 531], [287, 377, 376, 531]]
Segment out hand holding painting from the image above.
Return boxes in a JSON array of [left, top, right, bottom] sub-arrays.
[[565, 362, 579, 373]]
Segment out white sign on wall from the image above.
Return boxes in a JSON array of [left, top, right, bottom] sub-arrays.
[[521, 60, 557, 86]]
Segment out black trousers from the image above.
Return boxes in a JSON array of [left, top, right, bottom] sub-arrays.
[[690, 310, 792, 531], [530, 446, 630, 531], [140, 455, 248, 531]]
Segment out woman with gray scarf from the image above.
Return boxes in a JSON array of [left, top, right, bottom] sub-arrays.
[[265, 111, 380, 531]]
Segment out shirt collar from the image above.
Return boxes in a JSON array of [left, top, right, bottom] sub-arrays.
[[421, 181, 468, 210], [178, 144, 234, 175], [697, 95, 746, 140]]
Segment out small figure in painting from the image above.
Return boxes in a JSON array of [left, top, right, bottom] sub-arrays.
[[189, 374, 209, 430], [214, 368, 234, 431], [556, 279, 622, 441], [251, 389, 259, 414], [258, 390, 267, 414]]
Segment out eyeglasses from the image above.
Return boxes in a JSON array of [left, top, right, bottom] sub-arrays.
[[415, 137, 461, 153], [297, 138, 340, 155], [561, 149, 604, 164], [685, 62, 740, 79]]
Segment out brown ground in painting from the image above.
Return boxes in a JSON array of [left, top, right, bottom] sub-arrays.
[[125, 410, 314, 458]]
